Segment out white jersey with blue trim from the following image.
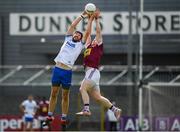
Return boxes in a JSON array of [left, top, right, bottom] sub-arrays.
[[22, 100, 37, 117], [54, 35, 84, 68]]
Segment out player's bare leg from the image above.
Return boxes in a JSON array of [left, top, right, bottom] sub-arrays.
[[29, 122, 33, 131], [61, 89, 70, 114], [43, 86, 60, 126], [76, 80, 95, 116], [89, 88, 112, 108], [23, 122, 27, 131], [49, 86, 60, 113], [90, 88, 122, 120], [80, 80, 91, 105], [61, 88, 70, 124]]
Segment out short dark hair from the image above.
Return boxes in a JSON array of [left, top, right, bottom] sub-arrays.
[[75, 31, 83, 39]]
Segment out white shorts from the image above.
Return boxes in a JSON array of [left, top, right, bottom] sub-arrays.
[[84, 68, 100, 89]]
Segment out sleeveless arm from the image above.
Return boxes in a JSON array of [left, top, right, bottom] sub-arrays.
[[82, 15, 94, 45], [66, 16, 83, 35], [66, 11, 88, 35], [95, 18, 103, 45]]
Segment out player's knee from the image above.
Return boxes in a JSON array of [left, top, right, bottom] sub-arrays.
[[62, 92, 69, 101], [51, 88, 59, 97], [79, 87, 85, 93], [51, 92, 58, 98]]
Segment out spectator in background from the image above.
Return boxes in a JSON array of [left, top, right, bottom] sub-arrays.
[[19, 94, 37, 131], [37, 96, 50, 131], [106, 101, 119, 131]]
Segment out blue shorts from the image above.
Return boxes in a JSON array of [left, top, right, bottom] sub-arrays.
[[51, 66, 72, 89], [24, 116, 34, 122]]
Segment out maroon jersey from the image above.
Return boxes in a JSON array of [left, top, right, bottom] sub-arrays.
[[38, 101, 49, 117], [83, 44, 103, 68]]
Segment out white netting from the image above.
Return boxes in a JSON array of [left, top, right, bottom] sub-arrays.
[[142, 83, 180, 131]]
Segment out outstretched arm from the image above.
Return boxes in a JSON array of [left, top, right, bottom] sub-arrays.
[[85, 35, 92, 46], [66, 11, 87, 35], [94, 9, 102, 44], [82, 15, 94, 44]]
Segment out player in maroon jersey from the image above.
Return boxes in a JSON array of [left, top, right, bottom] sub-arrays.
[[37, 97, 50, 131], [76, 9, 122, 120]]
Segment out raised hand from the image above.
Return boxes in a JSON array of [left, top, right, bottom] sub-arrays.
[[94, 8, 100, 19]]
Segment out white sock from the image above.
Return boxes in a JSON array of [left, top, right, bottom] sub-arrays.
[[110, 105, 117, 113], [62, 114, 67, 118], [84, 104, 90, 111]]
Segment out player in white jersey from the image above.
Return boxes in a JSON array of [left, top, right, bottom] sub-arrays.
[[54, 32, 84, 68], [43, 10, 95, 127], [19, 95, 37, 131]]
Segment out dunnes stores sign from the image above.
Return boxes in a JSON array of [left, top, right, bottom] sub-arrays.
[[10, 12, 180, 36]]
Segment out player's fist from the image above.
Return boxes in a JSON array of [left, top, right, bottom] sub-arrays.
[[81, 10, 92, 19]]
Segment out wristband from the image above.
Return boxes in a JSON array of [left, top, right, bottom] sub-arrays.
[[80, 15, 85, 19]]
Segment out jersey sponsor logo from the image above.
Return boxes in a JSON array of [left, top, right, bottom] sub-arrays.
[[66, 41, 75, 48], [84, 48, 92, 58]]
